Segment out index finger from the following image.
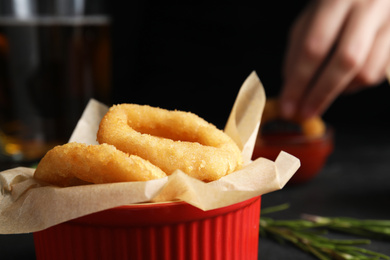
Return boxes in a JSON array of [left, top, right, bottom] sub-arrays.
[[280, 0, 351, 118]]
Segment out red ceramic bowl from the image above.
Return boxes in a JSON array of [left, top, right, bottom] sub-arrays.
[[252, 127, 333, 184], [33, 196, 261, 260]]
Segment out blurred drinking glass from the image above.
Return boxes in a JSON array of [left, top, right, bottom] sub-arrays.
[[0, 0, 111, 168]]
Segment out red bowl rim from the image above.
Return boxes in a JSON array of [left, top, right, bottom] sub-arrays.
[[67, 196, 261, 227]]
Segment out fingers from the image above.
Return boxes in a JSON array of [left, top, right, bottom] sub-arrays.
[[387, 65, 390, 83], [279, 7, 312, 117], [280, 0, 390, 119], [301, 0, 390, 117], [345, 21, 390, 93], [281, 0, 351, 118]]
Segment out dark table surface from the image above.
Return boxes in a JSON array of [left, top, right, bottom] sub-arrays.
[[1, 124, 390, 259], [258, 124, 390, 259]]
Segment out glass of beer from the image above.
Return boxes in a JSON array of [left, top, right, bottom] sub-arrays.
[[0, 0, 111, 168]]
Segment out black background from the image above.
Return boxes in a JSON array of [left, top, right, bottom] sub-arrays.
[[109, 0, 390, 130]]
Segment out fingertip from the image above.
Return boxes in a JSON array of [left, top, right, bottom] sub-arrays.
[[300, 105, 317, 120], [280, 99, 296, 119]]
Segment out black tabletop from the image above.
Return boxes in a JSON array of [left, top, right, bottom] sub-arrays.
[[258, 124, 390, 259], [1, 124, 390, 259]]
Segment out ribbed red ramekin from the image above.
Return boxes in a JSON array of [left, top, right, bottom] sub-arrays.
[[33, 196, 261, 260]]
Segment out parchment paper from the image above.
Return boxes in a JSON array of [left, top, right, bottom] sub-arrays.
[[0, 71, 300, 234]]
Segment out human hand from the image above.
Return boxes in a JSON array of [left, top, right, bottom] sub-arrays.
[[280, 0, 390, 119]]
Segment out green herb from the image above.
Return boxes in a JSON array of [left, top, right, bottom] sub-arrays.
[[302, 214, 390, 240], [260, 204, 390, 260]]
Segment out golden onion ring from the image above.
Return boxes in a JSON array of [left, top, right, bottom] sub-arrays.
[[34, 142, 167, 187], [97, 104, 242, 182], [262, 98, 325, 137]]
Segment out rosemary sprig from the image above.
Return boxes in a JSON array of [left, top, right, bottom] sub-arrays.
[[302, 214, 390, 240], [260, 204, 390, 260]]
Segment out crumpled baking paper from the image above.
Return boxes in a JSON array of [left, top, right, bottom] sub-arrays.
[[0, 71, 300, 234]]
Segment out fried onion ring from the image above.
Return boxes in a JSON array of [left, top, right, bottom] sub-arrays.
[[97, 104, 242, 182], [262, 98, 325, 137], [34, 142, 167, 187]]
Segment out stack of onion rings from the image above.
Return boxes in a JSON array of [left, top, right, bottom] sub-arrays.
[[97, 104, 243, 182], [34, 104, 242, 186]]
